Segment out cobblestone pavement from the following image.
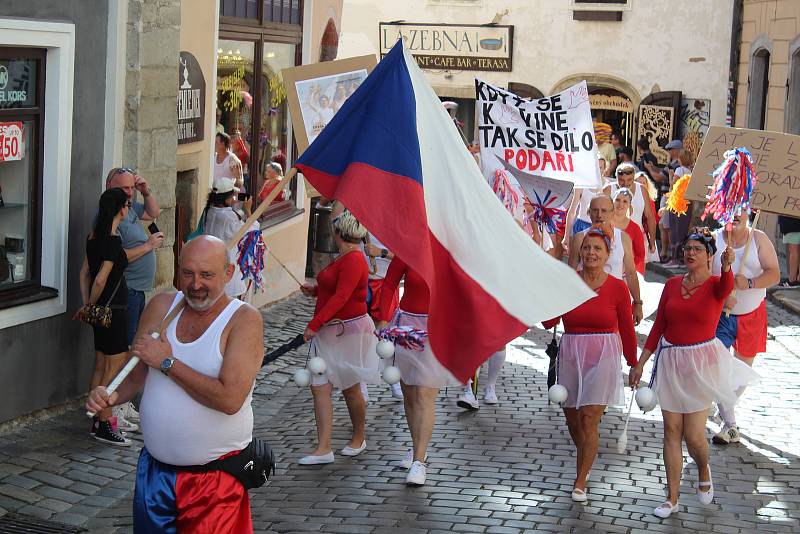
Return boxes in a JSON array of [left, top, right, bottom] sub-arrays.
[[0, 272, 799, 533]]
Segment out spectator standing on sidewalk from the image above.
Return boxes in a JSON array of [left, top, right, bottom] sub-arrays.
[[664, 149, 695, 268], [97, 167, 163, 431], [778, 215, 800, 287], [86, 236, 264, 533], [712, 213, 780, 444]]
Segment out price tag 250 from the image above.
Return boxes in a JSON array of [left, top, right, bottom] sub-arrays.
[[0, 122, 24, 162]]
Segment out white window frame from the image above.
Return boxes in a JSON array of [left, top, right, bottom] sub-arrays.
[[0, 18, 75, 330]]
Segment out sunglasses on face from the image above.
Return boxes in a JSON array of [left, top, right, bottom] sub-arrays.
[[125, 201, 133, 207], [113, 167, 136, 176], [618, 170, 634, 175]]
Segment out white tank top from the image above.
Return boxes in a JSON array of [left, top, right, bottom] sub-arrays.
[[213, 152, 236, 181], [140, 293, 252, 466], [610, 182, 646, 231], [579, 227, 625, 280], [712, 230, 765, 315]]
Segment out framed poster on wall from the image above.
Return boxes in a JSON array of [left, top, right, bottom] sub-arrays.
[[282, 55, 377, 197]]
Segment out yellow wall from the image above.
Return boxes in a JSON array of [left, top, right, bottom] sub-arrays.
[[177, 0, 217, 213], [735, 0, 800, 130]]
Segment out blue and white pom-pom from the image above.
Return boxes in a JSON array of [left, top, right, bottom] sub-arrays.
[[237, 229, 266, 292]]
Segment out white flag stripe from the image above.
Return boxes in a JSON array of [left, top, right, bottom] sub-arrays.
[[402, 47, 594, 325]]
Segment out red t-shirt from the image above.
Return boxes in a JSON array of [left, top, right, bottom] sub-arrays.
[[623, 220, 645, 275], [378, 257, 429, 320], [542, 275, 638, 366], [644, 269, 734, 351], [308, 251, 369, 332]]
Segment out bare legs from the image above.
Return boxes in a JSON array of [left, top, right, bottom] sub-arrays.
[[98, 352, 127, 422], [401, 382, 439, 462], [308, 382, 366, 455], [563, 404, 605, 491], [787, 243, 799, 283], [661, 409, 711, 505]]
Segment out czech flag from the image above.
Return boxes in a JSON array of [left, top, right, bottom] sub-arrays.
[[296, 41, 593, 382]]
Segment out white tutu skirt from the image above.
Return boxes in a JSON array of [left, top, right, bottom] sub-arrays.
[[557, 332, 625, 409], [649, 338, 759, 413], [388, 310, 460, 389], [310, 314, 379, 389]]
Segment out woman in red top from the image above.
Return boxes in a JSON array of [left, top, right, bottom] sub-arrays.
[[375, 257, 458, 486], [542, 225, 638, 503], [630, 228, 758, 518], [611, 187, 645, 275], [298, 207, 379, 465]]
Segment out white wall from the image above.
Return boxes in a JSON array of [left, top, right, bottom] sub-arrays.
[[339, 0, 733, 125]]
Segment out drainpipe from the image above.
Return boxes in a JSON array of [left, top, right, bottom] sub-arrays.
[[727, 0, 744, 126]]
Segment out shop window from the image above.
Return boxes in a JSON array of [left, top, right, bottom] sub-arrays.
[[787, 48, 800, 134], [263, 0, 301, 25], [748, 48, 770, 130], [216, 39, 298, 226], [220, 0, 259, 20], [0, 48, 52, 309]]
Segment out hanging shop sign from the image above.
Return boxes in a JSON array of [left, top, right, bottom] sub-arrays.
[[379, 23, 513, 72], [177, 51, 206, 145]]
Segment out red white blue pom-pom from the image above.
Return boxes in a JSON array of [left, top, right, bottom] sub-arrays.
[[237, 229, 266, 292], [378, 326, 428, 351], [701, 147, 758, 230]]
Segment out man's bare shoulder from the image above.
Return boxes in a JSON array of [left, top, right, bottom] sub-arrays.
[[230, 302, 263, 330], [148, 291, 179, 310]]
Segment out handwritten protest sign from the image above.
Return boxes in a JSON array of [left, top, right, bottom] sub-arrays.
[[685, 126, 800, 217], [476, 79, 601, 191]]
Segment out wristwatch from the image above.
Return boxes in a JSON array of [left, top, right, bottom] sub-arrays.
[[747, 278, 754, 289], [380, 249, 388, 259], [160, 357, 176, 376]]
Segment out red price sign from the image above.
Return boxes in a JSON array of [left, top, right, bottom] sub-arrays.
[[0, 122, 24, 162]]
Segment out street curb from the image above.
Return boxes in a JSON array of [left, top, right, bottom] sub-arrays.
[[646, 263, 800, 316]]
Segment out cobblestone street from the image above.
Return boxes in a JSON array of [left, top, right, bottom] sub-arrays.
[[1, 272, 799, 533]]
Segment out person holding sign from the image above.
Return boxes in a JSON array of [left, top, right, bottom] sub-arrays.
[[568, 195, 643, 325], [629, 228, 758, 518], [542, 225, 638, 503], [711, 213, 779, 444]]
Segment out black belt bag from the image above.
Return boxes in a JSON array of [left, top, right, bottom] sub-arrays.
[[168, 437, 276, 490]]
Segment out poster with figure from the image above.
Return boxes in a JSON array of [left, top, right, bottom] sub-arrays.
[[637, 104, 674, 165], [282, 55, 377, 196]]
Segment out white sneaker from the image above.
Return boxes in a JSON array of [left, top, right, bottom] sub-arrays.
[[483, 385, 498, 405], [112, 408, 139, 432], [340, 441, 367, 456], [120, 402, 140, 423], [298, 451, 334, 465], [457, 389, 479, 410], [406, 460, 427, 485], [399, 449, 428, 469], [390, 382, 404, 400], [712, 424, 740, 444]]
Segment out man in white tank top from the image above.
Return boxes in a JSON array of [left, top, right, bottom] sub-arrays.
[[603, 162, 657, 256], [568, 195, 644, 325], [710, 214, 780, 445], [86, 236, 264, 532]]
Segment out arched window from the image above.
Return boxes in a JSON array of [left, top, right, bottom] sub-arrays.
[[748, 48, 770, 129], [787, 45, 800, 134]]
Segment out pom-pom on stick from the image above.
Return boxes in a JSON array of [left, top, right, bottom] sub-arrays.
[[666, 174, 692, 216], [377, 326, 428, 351], [237, 229, 266, 293], [701, 147, 758, 230]]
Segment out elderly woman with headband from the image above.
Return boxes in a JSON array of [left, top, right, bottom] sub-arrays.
[[298, 206, 379, 465], [630, 228, 758, 518], [543, 224, 638, 503], [604, 162, 657, 257], [610, 187, 645, 275]]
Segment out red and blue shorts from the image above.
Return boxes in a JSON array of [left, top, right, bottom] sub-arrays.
[[133, 447, 252, 534], [715, 299, 768, 358]]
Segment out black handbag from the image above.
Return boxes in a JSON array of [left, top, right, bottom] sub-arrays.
[[172, 437, 276, 490]]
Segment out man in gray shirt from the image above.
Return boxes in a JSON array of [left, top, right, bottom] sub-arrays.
[[104, 167, 164, 344]]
